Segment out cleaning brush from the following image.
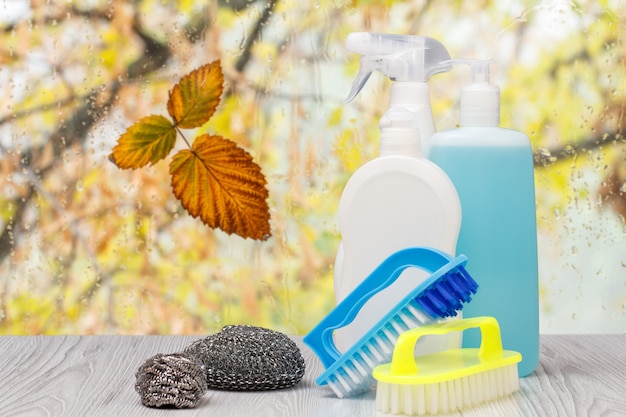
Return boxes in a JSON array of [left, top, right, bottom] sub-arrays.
[[373, 316, 522, 416], [304, 246, 478, 398]]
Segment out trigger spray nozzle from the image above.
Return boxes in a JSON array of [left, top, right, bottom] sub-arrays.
[[345, 32, 453, 103]]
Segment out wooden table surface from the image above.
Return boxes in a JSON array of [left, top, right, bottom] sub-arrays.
[[0, 334, 624, 416]]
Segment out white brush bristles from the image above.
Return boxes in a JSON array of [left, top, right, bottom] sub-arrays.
[[375, 364, 520, 416], [325, 303, 433, 398]]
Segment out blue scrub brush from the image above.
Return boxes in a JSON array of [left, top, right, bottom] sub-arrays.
[[303, 247, 478, 398]]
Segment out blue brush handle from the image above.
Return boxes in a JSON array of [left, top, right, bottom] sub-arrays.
[[304, 247, 453, 369]]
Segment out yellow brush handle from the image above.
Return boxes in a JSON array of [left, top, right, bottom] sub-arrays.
[[389, 316, 503, 376]]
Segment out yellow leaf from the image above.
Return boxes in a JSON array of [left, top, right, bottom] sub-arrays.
[[169, 134, 271, 240], [167, 60, 224, 129], [109, 115, 176, 169]]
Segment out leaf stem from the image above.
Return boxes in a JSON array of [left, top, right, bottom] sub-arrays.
[[177, 127, 193, 150]]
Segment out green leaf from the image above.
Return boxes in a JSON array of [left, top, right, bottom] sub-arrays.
[[109, 115, 177, 169]]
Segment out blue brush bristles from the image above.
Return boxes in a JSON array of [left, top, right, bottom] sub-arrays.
[[416, 268, 477, 317]]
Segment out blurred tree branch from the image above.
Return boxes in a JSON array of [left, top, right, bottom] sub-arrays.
[[0, 11, 170, 264], [533, 128, 626, 167], [235, 0, 278, 73]]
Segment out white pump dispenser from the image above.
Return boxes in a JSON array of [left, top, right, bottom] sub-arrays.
[[345, 32, 453, 157], [457, 59, 500, 127], [334, 45, 462, 353]]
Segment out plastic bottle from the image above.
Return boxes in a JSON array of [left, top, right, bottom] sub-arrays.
[[429, 60, 539, 376], [334, 33, 461, 354]]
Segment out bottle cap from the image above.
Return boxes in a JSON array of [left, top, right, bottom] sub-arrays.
[[379, 108, 421, 157]]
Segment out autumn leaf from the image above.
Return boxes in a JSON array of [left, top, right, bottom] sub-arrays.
[[167, 61, 224, 129], [111, 61, 272, 241], [109, 115, 176, 169], [169, 134, 271, 240]]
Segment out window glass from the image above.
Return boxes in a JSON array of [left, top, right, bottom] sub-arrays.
[[0, 0, 624, 334]]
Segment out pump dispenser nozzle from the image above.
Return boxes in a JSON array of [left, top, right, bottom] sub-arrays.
[[455, 60, 500, 127], [345, 33, 452, 103]]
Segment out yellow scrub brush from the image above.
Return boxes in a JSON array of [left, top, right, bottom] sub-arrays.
[[373, 316, 522, 416]]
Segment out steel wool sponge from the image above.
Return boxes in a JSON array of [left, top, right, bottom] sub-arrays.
[[135, 325, 306, 408], [135, 352, 208, 408], [185, 325, 306, 391]]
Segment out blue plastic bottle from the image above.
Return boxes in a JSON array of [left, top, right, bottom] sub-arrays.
[[429, 60, 539, 377]]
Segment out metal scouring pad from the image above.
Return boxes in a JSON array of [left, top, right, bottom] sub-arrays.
[[184, 325, 306, 391], [135, 352, 208, 408]]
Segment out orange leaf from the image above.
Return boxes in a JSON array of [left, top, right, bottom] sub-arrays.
[[167, 61, 224, 129], [109, 115, 176, 169], [169, 134, 271, 240]]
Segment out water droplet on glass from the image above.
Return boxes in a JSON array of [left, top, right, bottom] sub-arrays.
[[76, 181, 84, 192], [563, 145, 576, 156], [537, 148, 556, 166]]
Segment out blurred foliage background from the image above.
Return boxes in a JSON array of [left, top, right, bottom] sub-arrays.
[[0, 0, 624, 335]]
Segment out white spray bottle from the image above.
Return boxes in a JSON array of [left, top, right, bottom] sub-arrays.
[[334, 33, 462, 354]]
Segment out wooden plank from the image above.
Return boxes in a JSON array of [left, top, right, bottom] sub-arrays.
[[0, 334, 624, 416], [0, 335, 196, 416]]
